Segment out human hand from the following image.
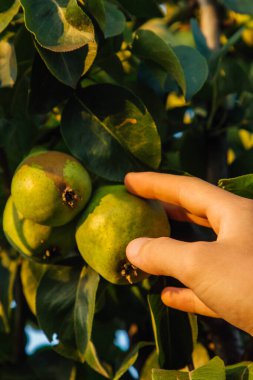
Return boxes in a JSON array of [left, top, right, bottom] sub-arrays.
[[125, 172, 253, 335]]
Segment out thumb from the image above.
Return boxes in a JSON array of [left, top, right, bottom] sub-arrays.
[[126, 237, 201, 284]]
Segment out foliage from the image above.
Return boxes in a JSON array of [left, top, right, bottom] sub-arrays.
[[1, 0, 253, 379]]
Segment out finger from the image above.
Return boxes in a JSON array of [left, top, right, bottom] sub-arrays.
[[126, 236, 206, 284], [163, 202, 211, 228], [125, 172, 235, 233], [161, 287, 219, 318]]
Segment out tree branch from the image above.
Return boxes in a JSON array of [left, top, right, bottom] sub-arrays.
[[198, 0, 220, 50]]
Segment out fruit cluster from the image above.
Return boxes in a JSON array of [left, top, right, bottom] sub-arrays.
[[3, 151, 170, 285]]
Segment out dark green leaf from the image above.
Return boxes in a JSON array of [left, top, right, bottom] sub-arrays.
[[36, 265, 99, 362], [173, 46, 208, 101], [85, 341, 111, 378], [20, 0, 95, 52], [0, 0, 20, 33], [74, 267, 99, 357], [229, 149, 253, 177], [103, 1, 126, 38], [180, 128, 207, 178], [132, 30, 186, 96], [148, 287, 195, 370], [28, 348, 75, 380], [0, 250, 18, 328], [35, 41, 97, 88], [61, 84, 161, 181], [190, 19, 211, 59], [222, 0, 253, 14], [85, 0, 106, 33], [29, 53, 73, 114], [210, 27, 245, 74], [226, 361, 253, 379], [0, 39, 17, 88], [218, 174, 253, 199], [116, 0, 162, 18], [86, 0, 125, 39], [113, 342, 152, 380], [217, 59, 250, 96]]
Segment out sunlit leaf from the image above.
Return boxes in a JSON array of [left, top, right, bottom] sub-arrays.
[[218, 174, 253, 199], [0, 0, 20, 33], [20, 0, 95, 52], [113, 342, 152, 380], [21, 260, 47, 315], [152, 368, 189, 380], [61, 84, 161, 181], [226, 361, 253, 379], [35, 41, 97, 88], [191, 356, 225, 379]]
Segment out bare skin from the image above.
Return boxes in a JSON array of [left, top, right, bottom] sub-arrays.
[[125, 172, 253, 335]]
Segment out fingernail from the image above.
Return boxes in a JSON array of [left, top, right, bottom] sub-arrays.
[[126, 237, 151, 261]]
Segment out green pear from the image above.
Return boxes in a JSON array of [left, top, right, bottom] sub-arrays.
[[3, 197, 77, 263], [11, 151, 92, 226], [76, 185, 170, 285]]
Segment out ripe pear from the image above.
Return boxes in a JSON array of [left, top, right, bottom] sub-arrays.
[[3, 197, 76, 263], [11, 151, 92, 226], [76, 185, 170, 285]]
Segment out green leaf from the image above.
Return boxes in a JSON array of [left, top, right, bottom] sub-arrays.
[[0, 40, 17, 88], [61, 84, 161, 181], [140, 350, 159, 380], [85, 341, 111, 378], [190, 19, 211, 59], [226, 361, 253, 379], [222, 0, 253, 14], [116, 0, 162, 18], [0, 250, 18, 328], [86, 0, 125, 39], [0, 0, 20, 33], [113, 342, 152, 380], [28, 347, 76, 380], [210, 27, 245, 75], [36, 265, 100, 362], [35, 40, 97, 88], [103, 1, 126, 39], [152, 357, 225, 380], [20, 260, 47, 315], [85, 0, 106, 32], [20, 0, 95, 52], [173, 46, 208, 101], [191, 356, 225, 379], [218, 174, 253, 199], [132, 29, 186, 96], [152, 368, 189, 380], [74, 267, 99, 357], [180, 128, 206, 178], [148, 287, 195, 370]]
